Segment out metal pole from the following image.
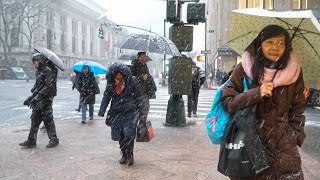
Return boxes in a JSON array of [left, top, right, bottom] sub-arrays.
[[163, 19, 167, 86], [203, 6, 208, 88]]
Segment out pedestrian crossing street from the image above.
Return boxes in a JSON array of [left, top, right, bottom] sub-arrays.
[[148, 88, 215, 119], [87, 87, 216, 120]]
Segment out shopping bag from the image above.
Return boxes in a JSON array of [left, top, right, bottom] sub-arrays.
[[217, 105, 269, 177], [136, 120, 154, 142]]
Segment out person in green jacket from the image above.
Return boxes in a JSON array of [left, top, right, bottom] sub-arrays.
[[130, 52, 157, 124]]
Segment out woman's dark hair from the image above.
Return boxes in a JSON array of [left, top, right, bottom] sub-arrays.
[[249, 25, 292, 84]]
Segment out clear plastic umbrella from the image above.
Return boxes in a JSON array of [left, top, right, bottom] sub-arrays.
[[118, 54, 153, 61], [114, 33, 181, 56], [34, 47, 65, 71]]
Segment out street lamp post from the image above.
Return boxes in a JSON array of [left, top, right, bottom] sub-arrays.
[[163, 19, 167, 86]]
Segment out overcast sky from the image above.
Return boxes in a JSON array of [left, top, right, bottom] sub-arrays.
[[94, 0, 205, 51]]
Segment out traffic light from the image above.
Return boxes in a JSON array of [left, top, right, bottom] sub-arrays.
[[98, 26, 104, 39], [166, 0, 178, 23], [187, 3, 206, 24], [169, 25, 193, 52], [197, 55, 203, 62]]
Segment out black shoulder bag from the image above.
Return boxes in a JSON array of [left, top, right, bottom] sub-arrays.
[[217, 74, 278, 178]]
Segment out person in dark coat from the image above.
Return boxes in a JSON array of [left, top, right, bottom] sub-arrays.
[[20, 53, 59, 148], [130, 52, 157, 125], [77, 65, 96, 124], [98, 62, 144, 166], [221, 25, 306, 179], [220, 65, 236, 85], [72, 70, 81, 111], [187, 61, 205, 117]]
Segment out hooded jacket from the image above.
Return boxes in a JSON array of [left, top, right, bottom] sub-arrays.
[[98, 62, 144, 141]]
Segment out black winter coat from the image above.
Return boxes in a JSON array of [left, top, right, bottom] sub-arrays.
[[77, 72, 96, 104], [99, 62, 144, 141], [28, 63, 57, 110]]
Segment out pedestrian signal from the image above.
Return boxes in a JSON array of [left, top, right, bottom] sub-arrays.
[[98, 27, 104, 39], [197, 55, 203, 62]]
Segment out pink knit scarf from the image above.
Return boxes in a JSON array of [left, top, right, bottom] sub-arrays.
[[241, 51, 301, 88]]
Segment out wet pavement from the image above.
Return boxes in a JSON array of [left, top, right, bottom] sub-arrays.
[[0, 116, 320, 180]]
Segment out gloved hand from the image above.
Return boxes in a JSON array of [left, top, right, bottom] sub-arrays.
[[98, 110, 104, 117], [28, 94, 42, 110], [23, 96, 33, 106]]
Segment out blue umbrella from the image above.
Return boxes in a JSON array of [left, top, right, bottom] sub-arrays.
[[73, 60, 107, 75]]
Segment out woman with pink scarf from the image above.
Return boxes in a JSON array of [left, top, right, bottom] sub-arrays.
[[221, 25, 306, 180]]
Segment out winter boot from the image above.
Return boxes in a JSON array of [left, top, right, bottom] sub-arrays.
[[119, 152, 127, 164], [46, 139, 59, 148], [127, 151, 134, 166], [19, 140, 36, 148]]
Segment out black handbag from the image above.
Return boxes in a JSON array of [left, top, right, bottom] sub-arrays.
[[218, 105, 269, 177]]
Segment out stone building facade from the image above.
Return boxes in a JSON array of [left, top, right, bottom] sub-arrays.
[[0, 0, 128, 79]]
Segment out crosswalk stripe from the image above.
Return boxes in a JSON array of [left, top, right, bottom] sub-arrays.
[[93, 92, 215, 118]]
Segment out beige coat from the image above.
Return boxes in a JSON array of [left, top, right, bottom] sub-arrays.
[[222, 63, 306, 180]]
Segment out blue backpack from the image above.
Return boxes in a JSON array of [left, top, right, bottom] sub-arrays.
[[205, 77, 251, 144]]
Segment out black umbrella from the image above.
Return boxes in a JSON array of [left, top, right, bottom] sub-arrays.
[[34, 47, 65, 71]]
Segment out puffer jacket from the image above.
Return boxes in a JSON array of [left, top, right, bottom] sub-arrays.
[[98, 62, 144, 141], [222, 62, 306, 179]]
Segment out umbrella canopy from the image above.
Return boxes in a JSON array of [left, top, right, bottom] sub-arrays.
[[114, 33, 181, 56], [73, 60, 107, 75], [227, 8, 320, 89], [34, 47, 65, 71], [118, 54, 153, 61]]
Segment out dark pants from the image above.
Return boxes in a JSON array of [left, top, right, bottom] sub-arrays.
[[119, 130, 135, 154], [187, 87, 200, 114], [27, 100, 59, 144]]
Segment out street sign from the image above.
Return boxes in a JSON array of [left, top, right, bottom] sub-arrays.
[[175, 0, 200, 2], [208, 29, 214, 33], [201, 50, 211, 54]]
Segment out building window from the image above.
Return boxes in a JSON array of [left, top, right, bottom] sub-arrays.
[[60, 16, 66, 31], [82, 39, 86, 55], [90, 27, 94, 39], [264, 0, 273, 10], [72, 20, 77, 34], [90, 42, 93, 56], [238, 0, 273, 10], [47, 29, 52, 50], [293, 0, 308, 9], [46, 12, 53, 25], [72, 36, 76, 53], [11, 27, 19, 47], [61, 33, 65, 52], [82, 24, 87, 35]]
